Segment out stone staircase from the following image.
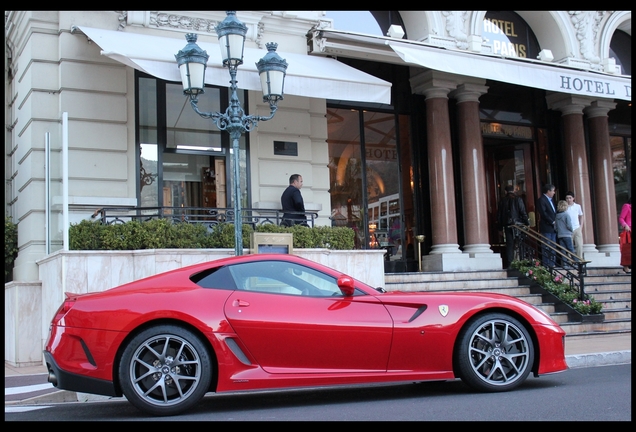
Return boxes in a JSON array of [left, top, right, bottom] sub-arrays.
[[384, 267, 631, 337]]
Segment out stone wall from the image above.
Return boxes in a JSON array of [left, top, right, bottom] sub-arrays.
[[5, 248, 385, 366]]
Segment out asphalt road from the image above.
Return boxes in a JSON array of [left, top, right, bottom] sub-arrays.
[[5, 364, 631, 421]]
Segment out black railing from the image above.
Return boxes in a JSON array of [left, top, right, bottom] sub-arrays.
[[92, 206, 318, 230], [510, 224, 589, 300]]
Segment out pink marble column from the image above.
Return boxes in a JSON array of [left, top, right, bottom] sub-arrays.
[[585, 100, 619, 252], [546, 94, 596, 253], [423, 87, 460, 253], [451, 83, 492, 254]]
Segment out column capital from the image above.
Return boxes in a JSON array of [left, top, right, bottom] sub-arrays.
[[410, 70, 459, 99], [584, 100, 617, 119], [450, 82, 489, 103], [545, 92, 593, 116]]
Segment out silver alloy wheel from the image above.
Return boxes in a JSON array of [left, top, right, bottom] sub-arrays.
[[129, 333, 203, 407], [466, 318, 531, 387]]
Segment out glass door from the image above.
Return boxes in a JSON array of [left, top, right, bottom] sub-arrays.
[[485, 141, 536, 265]]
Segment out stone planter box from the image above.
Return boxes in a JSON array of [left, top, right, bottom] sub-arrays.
[[6, 248, 385, 367]]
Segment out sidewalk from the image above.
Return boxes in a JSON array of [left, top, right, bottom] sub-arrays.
[[560, 333, 631, 368], [5, 333, 631, 405]]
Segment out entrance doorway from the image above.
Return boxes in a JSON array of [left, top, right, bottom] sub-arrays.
[[484, 141, 536, 267]]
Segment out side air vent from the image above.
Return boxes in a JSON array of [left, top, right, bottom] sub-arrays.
[[225, 338, 252, 366], [408, 305, 428, 323]]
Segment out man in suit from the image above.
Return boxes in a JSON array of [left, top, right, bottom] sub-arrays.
[[498, 185, 530, 268], [537, 184, 557, 267], [280, 174, 308, 226]]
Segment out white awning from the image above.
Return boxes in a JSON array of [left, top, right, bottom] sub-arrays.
[[74, 26, 392, 104], [388, 42, 631, 102]]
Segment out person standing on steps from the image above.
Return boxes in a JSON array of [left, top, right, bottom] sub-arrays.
[[564, 191, 584, 258], [537, 184, 557, 267], [497, 185, 529, 268], [619, 196, 631, 273]]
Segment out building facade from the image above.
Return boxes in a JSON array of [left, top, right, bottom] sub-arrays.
[[5, 11, 631, 279]]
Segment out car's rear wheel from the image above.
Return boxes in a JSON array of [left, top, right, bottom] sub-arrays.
[[119, 325, 212, 416], [456, 313, 534, 392]]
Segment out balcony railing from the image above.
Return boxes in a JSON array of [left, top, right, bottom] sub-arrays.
[[92, 206, 318, 230]]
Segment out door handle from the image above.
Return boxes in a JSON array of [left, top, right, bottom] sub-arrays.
[[233, 299, 250, 307]]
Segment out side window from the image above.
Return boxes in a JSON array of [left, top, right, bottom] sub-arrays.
[[190, 266, 238, 290], [228, 261, 343, 297]]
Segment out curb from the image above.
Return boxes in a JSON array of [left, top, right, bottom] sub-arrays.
[[565, 350, 631, 369], [5, 390, 119, 406]]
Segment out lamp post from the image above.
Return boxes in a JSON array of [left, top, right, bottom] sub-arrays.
[[175, 11, 288, 256]]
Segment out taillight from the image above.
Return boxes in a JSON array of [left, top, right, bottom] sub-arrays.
[[51, 293, 77, 325]]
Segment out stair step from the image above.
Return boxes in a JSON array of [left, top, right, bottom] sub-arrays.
[[384, 267, 630, 334], [587, 282, 632, 292], [588, 291, 632, 301], [565, 329, 632, 339], [536, 303, 556, 314], [547, 311, 570, 324], [518, 294, 548, 305], [584, 267, 633, 276], [387, 286, 532, 295], [597, 299, 631, 309], [586, 274, 632, 283], [560, 319, 631, 334], [385, 270, 509, 282], [602, 309, 632, 320], [385, 278, 519, 291]]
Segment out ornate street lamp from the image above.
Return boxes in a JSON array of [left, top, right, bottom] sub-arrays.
[[175, 11, 288, 256]]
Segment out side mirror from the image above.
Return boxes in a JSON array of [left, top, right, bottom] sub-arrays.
[[337, 275, 355, 297]]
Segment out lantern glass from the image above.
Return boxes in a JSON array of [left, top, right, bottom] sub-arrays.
[[216, 11, 247, 67], [259, 69, 285, 101], [175, 33, 209, 95], [178, 61, 206, 95], [219, 33, 245, 67], [256, 42, 287, 102]]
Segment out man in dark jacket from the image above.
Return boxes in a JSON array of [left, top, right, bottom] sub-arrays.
[[498, 185, 530, 267], [281, 174, 307, 226], [537, 183, 557, 267]]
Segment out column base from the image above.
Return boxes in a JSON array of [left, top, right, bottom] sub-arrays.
[[462, 244, 495, 255], [583, 246, 622, 268], [422, 252, 503, 272]]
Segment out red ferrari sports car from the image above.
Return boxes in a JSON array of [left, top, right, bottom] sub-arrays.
[[44, 254, 567, 416]]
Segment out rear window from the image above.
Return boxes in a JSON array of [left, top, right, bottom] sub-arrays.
[[190, 266, 238, 290]]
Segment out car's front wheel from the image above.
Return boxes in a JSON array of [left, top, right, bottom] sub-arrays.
[[119, 325, 212, 416], [456, 313, 534, 392]]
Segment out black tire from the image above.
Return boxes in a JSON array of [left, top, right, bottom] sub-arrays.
[[456, 313, 534, 392], [119, 325, 212, 416]]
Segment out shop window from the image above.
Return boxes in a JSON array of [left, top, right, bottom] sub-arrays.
[[136, 73, 248, 211], [327, 107, 413, 259]]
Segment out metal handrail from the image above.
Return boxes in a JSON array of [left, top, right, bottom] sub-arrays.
[[92, 206, 318, 229], [510, 224, 590, 300]]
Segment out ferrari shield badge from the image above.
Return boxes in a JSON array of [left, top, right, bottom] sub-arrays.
[[438, 304, 449, 317]]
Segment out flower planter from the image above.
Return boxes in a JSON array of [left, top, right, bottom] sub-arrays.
[[507, 269, 605, 322]]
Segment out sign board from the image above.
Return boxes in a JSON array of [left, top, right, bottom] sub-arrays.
[[251, 232, 294, 254]]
